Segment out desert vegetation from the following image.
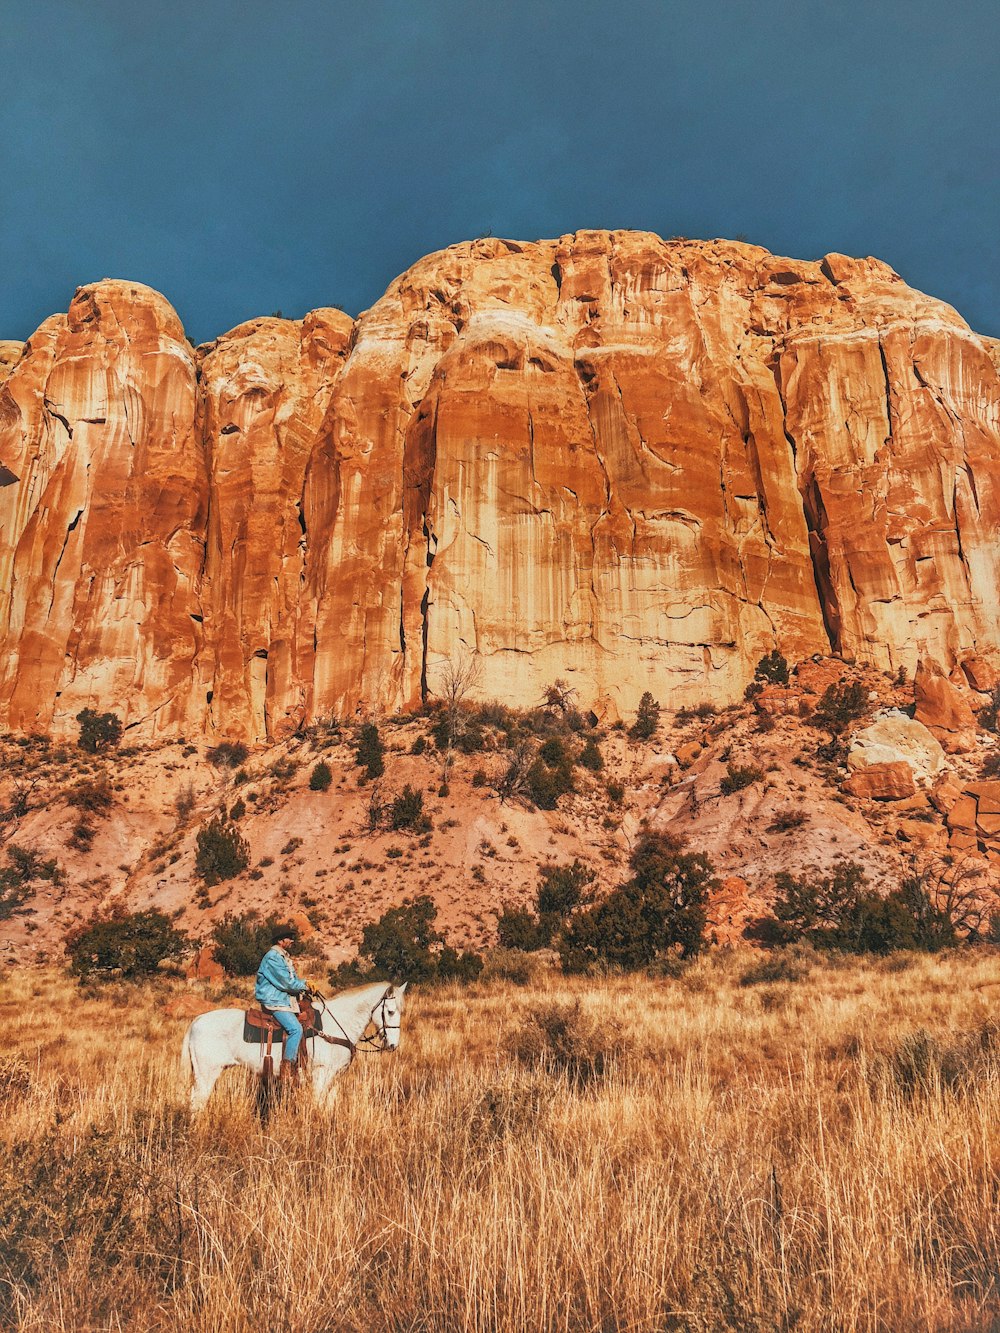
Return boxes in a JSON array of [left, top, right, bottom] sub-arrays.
[[2, 953, 1000, 1330]]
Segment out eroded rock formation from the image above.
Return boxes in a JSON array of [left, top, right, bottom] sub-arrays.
[[2, 232, 1000, 740]]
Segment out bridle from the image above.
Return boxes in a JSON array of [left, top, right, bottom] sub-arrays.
[[310, 986, 398, 1060]]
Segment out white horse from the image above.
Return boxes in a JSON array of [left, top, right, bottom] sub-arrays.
[[181, 981, 406, 1111]]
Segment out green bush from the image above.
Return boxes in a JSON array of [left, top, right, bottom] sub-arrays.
[[496, 906, 545, 951], [389, 784, 429, 831], [76, 708, 122, 755], [66, 778, 114, 815], [720, 762, 764, 795], [979, 685, 1000, 733], [210, 911, 293, 976], [577, 738, 604, 771], [525, 751, 570, 810], [629, 691, 660, 741], [333, 894, 481, 985], [811, 681, 869, 735], [559, 834, 715, 972], [356, 723, 385, 780], [755, 650, 789, 686], [65, 909, 188, 979], [194, 816, 250, 886], [0, 844, 62, 922], [763, 862, 960, 955], [309, 760, 332, 791], [206, 741, 249, 769], [538, 859, 594, 917]]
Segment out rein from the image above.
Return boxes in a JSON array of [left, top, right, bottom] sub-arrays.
[[310, 987, 397, 1059]]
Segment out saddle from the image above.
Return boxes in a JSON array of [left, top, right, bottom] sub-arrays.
[[243, 997, 321, 1046]]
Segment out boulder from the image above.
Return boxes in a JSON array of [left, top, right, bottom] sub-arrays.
[[843, 762, 916, 800], [185, 946, 225, 982], [847, 710, 947, 781], [674, 741, 703, 769], [914, 662, 978, 753]]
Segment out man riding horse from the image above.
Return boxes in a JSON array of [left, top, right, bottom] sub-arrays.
[[255, 923, 312, 1085]]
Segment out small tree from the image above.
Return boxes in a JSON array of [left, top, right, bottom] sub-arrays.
[[629, 692, 660, 741], [194, 816, 250, 886], [341, 894, 482, 984], [356, 723, 385, 781], [66, 909, 188, 980], [559, 834, 715, 971], [76, 709, 122, 755], [309, 761, 332, 791], [811, 681, 868, 735]]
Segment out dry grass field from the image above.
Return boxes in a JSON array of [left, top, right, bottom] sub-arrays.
[[2, 949, 1000, 1332]]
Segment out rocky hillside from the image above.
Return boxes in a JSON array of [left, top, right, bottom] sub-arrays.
[[3, 233, 1000, 744], [3, 653, 1000, 968]]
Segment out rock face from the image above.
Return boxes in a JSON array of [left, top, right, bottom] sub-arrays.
[[3, 232, 1000, 740]]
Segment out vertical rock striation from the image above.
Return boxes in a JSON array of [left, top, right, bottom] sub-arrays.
[[2, 234, 999, 739]]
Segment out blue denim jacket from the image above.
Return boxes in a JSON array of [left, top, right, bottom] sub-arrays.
[[254, 945, 307, 1012]]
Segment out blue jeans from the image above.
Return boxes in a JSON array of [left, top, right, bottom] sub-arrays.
[[272, 1010, 303, 1062]]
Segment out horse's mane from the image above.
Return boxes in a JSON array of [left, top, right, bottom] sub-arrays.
[[329, 980, 391, 1001]]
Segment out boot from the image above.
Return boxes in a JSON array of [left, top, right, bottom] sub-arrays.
[[278, 1059, 299, 1091]]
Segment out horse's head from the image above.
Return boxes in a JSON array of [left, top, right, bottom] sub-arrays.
[[373, 982, 407, 1050]]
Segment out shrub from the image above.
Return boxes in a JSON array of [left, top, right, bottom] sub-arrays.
[[509, 1000, 631, 1088], [559, 834, 715, 971], [65, 909, 188, 979], [174, 782, 197, 820], [496, 906, 545, 952], [755, 650, 789, 685], [629, 691, 660, 741], [979, 685, 1000, 733], [194, 816, 250, 885], [210, 911, 291, 976], [577, 738, 604, 771], [720, 761, 764, 795], [410, 735, 427, 755], [763, 861, 962, 955], [525, 736, 575, 809], [229, 797, 246, 820], [0, 844, 62, 921], [206, 740, 249, 769], [606, 780, 625, 803], [356, 723, 385, 780], [739, 949, 812, 986], [309, 760, 332, 791], [66, 778, 113, 815], [339, 893, 481, 984], [537, 859, 595, 943], [811, 681, 869, 734], [389, 784, 429, 831], [767, 807, 808, 833], [76, 708, 122, 754], [981, 749, 1000, 779]]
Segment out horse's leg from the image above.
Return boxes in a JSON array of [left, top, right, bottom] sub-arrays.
[[311, 1063, 339, 1110], [188, 1035, 224, 1112]]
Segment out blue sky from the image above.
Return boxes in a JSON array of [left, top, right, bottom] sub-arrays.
[[2, 0, 997, 342]]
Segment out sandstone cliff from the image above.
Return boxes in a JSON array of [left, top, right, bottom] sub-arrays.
[[2, 233, 999, 740]]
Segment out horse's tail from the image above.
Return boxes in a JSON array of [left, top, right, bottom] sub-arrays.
[[179, 1022, 194, 1089]]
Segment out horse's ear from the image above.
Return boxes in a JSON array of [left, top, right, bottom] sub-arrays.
[[397, 981, 408, 995]]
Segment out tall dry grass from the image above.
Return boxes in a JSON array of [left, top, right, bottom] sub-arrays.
[[2, 949, 1000, 1331]]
